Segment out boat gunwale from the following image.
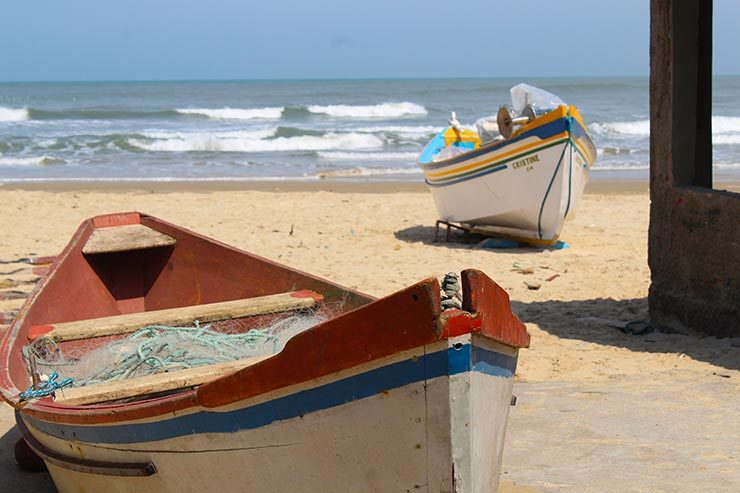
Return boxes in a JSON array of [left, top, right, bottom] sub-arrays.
[[2, 215, 529, 428], [0, 212, 373, 407], [418, 106, 595, 171]]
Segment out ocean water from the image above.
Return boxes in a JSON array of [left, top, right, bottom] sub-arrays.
[[1, 77, 739, 183]]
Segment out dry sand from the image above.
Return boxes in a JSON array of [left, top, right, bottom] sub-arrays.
[[0, 181, 738, 492]]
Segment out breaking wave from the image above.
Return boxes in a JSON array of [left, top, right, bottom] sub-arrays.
[[175, 107, 284, 120], [316, 167, 422, 178], [590, 116, 740, 138], [713, 135, 740, 145], [0, 107, 30, 122], [591, 163, 650, 171], [129, 130, 384, 153], [0, 155, 65, 166], [306, 102, 427, 118], [712, 116, 740, 134], [590, 119, 650, 137], [3, 104, 427, 122], [352, 125, 437, 135], [317, 151, 419, 161], [597, 146, 643, 156]]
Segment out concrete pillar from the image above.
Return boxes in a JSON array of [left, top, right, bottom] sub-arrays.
[[649, 0, 740, 337]]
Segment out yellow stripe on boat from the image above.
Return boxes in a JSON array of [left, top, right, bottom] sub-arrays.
[[425, 131, 570, 180]]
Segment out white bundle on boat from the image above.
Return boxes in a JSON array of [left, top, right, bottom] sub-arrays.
[[23, 312, 328, 388], [475, 116, 501, 144], [510, 83, 566, 115]]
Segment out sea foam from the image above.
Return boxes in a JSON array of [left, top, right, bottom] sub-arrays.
[[176, 107, 284, 120], [711, 116, 740, 134], [714, 135, 740, 145], [590, 115, 740, 138], [352, 125, 438, 135], [589, 119, 650, 137], [0, 155, 64, 166], [318, 151, 419, 161], [316, 167, 422, 178], [0, 107, 30, 122], [306, 102, 427, 118], [130, 131, 383, 153]]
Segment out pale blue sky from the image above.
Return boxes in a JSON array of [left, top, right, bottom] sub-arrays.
[[1, 0, 739, 81]]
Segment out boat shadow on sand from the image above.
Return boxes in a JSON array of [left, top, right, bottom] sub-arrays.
[[510, 297, 739, 372], [0, 424, 54, 492], [394, 225, 563, 253]]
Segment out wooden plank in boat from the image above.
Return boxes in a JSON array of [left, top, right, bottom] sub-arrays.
[[82, 224, 176, 255], [28, 290, 323, 342], [55, 354, 271, 406]]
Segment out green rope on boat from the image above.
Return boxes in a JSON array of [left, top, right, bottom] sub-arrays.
[[18, 371, 74, 401], [22, 320, 283, 389]]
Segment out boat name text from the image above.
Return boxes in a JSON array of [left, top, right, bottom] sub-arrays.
[[512, 154, 540, 170]]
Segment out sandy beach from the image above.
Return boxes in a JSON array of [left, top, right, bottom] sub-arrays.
[[1, 180, 738, 492]]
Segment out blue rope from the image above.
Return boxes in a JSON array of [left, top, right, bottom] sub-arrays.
[[19, 371, 74, 401]]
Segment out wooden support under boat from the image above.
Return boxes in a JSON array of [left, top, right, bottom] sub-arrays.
[[28, 290, 323, 342], [82, 224, 177, 255], [55, 354, 271, 406]]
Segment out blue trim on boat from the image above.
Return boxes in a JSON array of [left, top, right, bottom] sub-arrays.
[[419, 132, 449, 164], [420, 117, 570, 170], [25, 344, 517, 445], [568, 119, 596, 159]]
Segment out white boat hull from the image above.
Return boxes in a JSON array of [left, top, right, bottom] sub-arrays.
[[431, 141, 589, 243], [419, 106, 596, 245], [21, 335, 518, 493]]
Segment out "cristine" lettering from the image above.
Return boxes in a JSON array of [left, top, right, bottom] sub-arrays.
[[511, 154, 540, 169]]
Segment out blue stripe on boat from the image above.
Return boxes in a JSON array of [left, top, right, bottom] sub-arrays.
[[25, 344, 516, 445], [420, 117, 570, 170]]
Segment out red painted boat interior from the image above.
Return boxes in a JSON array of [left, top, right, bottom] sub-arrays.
[[1, 212, 372, 396], [0, 212, 529, 422]]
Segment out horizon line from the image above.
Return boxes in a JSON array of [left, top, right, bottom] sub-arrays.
[[1, 74, 654, 84], [2, 72, 739, 84]]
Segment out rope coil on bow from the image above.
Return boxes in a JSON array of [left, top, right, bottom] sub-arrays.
[[19, 371, 74, 401], [440, 272, 462, 310]]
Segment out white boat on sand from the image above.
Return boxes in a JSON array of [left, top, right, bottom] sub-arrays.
[[418, 84, 597, 245]]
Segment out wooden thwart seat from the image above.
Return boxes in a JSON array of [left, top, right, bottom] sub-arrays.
[[54, 354, 271, 406], [82, 224, 176, 255], [29, 290, 323, 342]]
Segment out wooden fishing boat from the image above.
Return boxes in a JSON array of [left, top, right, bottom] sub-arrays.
[[0, 212, 529, 492], [418, 84, 597, 245]]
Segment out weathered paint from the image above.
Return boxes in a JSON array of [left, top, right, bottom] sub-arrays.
[[0, 213, 530, 492], [22, 337, 518, 492], [649, 0, 740, 337]]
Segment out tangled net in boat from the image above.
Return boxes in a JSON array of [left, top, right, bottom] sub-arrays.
[[22, 311, 328, 388]]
